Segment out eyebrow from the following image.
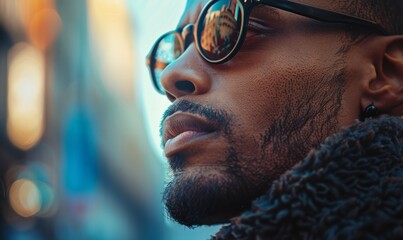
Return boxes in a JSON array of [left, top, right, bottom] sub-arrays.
[[252, 4, 282, 20]]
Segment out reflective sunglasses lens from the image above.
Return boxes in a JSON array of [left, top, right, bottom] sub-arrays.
[[198, 0, 243, 62], [153, 32, 183, 92]]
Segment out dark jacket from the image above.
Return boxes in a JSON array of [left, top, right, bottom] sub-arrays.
[[214, 116, 403, 240]]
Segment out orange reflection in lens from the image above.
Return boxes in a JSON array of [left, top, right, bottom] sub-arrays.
[[201, 5, 238, 58]]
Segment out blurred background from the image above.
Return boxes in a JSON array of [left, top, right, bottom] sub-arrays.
[[0, 0, 221, 239]]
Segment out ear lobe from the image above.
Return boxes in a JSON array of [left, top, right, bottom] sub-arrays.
[[361, 36, 403, 116]]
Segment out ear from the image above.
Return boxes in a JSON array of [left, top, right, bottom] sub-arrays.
[[361, 35, 403, 116]]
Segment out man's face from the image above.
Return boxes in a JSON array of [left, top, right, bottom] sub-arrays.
[[159, 0, 361, 226]]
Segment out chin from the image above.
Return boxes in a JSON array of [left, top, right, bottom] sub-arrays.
[[163, 165, 263, 227]]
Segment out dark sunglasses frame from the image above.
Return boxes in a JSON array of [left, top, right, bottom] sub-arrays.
[[147, 0, 389, 94]]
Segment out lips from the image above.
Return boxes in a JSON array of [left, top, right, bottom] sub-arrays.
[[162, 112, 219, 157]]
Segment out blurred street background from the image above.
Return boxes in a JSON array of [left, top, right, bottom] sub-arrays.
[[0, 0, 220, 239]]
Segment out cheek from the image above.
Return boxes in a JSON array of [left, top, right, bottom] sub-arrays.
[[217, 61, 325, 135], [216, 35, 343, 128]]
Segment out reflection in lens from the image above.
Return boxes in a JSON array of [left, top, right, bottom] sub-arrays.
[[199, 0, 242, 61], [154, 33, 183, 90]]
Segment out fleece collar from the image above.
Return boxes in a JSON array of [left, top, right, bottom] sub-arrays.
[[214, 116, 403, 240]]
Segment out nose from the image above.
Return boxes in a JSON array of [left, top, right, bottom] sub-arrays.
[[160, 41, 212, 102]]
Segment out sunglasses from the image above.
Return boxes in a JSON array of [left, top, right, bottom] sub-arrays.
[[147, 0, 388, 94]]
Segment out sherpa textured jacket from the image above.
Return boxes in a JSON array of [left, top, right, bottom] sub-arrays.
[[214, 116, 403, 240]]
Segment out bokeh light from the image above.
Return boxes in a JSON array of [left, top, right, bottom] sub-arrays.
[[7, 42, 45, 150], [9, 179, 41, 218], [87, 0, 135, 102], [28, 8, 61, 51]]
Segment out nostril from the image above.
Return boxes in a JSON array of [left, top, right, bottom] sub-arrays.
[[175, 80, 195, 93]]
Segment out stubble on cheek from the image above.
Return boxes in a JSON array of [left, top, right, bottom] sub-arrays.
[[258, 63, 347, 177]]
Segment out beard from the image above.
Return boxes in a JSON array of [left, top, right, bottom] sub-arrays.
[[161, 67, 346, 227]]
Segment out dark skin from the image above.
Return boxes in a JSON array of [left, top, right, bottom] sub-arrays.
[[159, 0, 403, 227]]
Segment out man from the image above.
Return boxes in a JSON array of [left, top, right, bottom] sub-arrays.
[[147, 0, 403, 238]]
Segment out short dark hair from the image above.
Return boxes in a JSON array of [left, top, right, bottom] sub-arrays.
[[337, 0, 403, 35]]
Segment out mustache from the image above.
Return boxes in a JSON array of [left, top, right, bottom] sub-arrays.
[[159, 100, 230, 138]]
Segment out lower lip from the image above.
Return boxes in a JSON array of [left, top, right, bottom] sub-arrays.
[[164, 131, 212, 157]]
